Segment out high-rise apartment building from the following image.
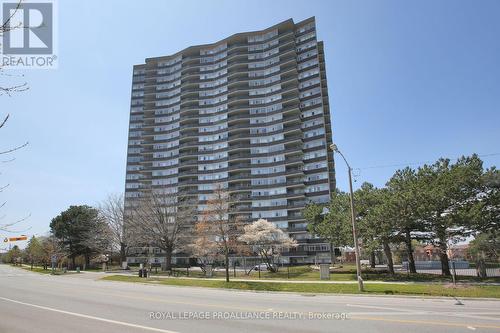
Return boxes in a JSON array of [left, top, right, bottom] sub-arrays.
[[125, 17, 335, 264]]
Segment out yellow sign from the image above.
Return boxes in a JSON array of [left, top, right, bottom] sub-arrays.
[[7, 236, 28, 242]]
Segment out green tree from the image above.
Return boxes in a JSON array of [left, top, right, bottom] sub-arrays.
[[50, 205, 100, 268], [416, 155, 484, 276], [385, 167, 422, 273], [469, 232, 499, 262], [25, 236, 44, 269], [355, 183, 380, 268], [304, 190, 352, 264], [3, 245, 22, 264], [356, 183, 399, 274], [469, 167, 499, 234]]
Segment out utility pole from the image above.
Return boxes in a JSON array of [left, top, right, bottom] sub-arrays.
[[330, 144, 364, 292]]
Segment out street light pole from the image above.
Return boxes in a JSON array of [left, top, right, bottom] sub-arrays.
[[330, 144, 364, 292]]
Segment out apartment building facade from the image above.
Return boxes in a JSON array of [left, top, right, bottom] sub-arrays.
[[125, 17, 335, 264]]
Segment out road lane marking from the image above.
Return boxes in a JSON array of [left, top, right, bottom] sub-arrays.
[[0, 296, 180, 333]]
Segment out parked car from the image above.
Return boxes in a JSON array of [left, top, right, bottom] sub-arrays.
[[253, 263, 277, 271]]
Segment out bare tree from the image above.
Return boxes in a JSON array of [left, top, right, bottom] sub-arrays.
[[129, 190, 195, 271], [99, 193, 129, 265], [189, 220, 221, 272], [200, 184, 243, 282], [238, 219, 297, 273], [80, 214, 113, 266], [1, 0, 28, 95], [0, 1, 30, 233]]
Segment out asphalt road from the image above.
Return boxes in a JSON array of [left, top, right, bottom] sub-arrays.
[[0, 265, 499, 333]]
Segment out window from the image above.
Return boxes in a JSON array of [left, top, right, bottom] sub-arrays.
[[199, 78, 227, 88], [248, 57, 280, 69], [251, 187, 286, 196], [248, 65, 280, 78], [199, 113, 227, 124], [250, 144, 284, 154], [249, 75, 280, 87], [198, 172, 228, 181], [251, 176, 286, 186], [249, 123, 283, 134], [154, 131, 179, 141], [250, 133, 284, 144], [297, 59, 318, 71], [156, 72, 181, 83], [248, 47, 279, 60], [198, 161, 228, 171], [199, 86, 227, 97], [251, 154, 285, 164], [200, 43, 227, 55], [155, 105, 180, 115], [198, 132, 228, 142], [305, 184, 329, 193], [156, 81, 181, 90], [249, 84, 281, 96], [300, 97, 322, 109], [155, 114, 180, 123], [157, 64, 182, 75], [158, 57, 182, 67], [299, 77, 320, 89], [200, 68, 227, 80], [154, 123, 179, 132], [199, 95, 227, 106], [306, 172, 328, 182], [298, 68, 319, 80], [198, 152, 227, 161], [200, 51, 227, 63], [248, 29, 278, 43], [248, 38, 279, 51], [301, 118, 323, 129], [297, 49, 317, 61], [152, 178, 178, 186], [155, 96, 180, 107], [249, 94, 282, 105], [250, 103, 282, 115], [200, 61, 227, 72], [251, 210, 287, 219], [304, 150, 326, 160], [296, 22, 315, 34], [199, 104, 228, 115], [299, 87, 321, 99], [198, 142, 228, 151], [296, 41, 316, 52], [303, 140, 325, 149], [296, 31, 316, 44], [199, 123, 228, 133], [251, 165, 285, 175], [249, 113, 282, 125], [303, 128, 325, 139], [251, 199, 287, 207], [153, 159, 178, 167], [304, 161, 327, 171], [152, 169, 178, 177]]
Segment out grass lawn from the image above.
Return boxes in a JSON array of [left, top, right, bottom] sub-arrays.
[[18, 265, 66, 275], [102, 275, 500, 298], [150, 265, 500, 283]]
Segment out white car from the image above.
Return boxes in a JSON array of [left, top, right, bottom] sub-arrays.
[[253, 263, 275, 271]]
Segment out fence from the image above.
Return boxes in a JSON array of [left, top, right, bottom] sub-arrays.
[[401, 260, 500, 277]]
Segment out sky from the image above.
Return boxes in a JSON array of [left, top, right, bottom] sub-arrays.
[[1, 0, 499, 244]]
